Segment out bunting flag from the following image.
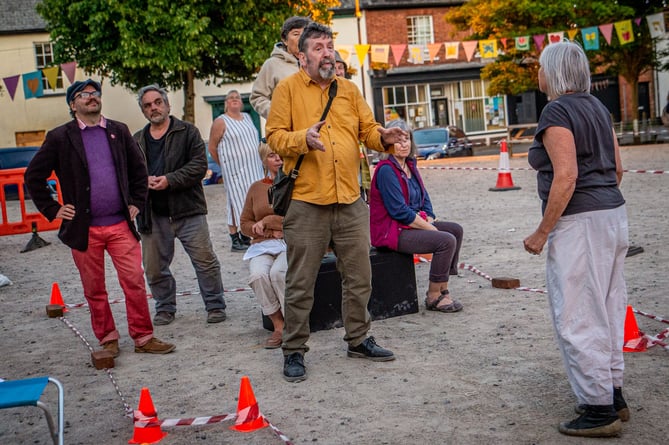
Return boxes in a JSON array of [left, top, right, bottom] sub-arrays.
[[60, 61, 77, 84], [647, 12, 666, 38], [533, 34, 546, 52], [581, 26, 600, 50], [370, 44, 390, 64], [2, 75, 20, 101], [407, 44, 425, 64], [444, 42, 459, 60], [479, 39, 497, 58], [615, 20, 634, 45], [515, 36, 530, 51], [42, 66, 60, 89], [427, 43, 442, 62], [22, 71, 44, 99], [567, 29, 579, 41], [462, 40, 478, 61], [500, 38, 508, 50], [599, 23, 614, 45], [354, 43, 370, 67], [390, 44, 406, 66], [335, 45, 353, 66], [548, 32, 564, 44]]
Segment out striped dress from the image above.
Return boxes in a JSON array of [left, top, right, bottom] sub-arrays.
[[216, 113, 263, 227]]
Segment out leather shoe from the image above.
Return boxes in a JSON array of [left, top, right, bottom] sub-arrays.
[[559, 405, 621, 437], [207, 309, 227, 324], [102, 339, 120, 358], [283, 352, 306, 382], [153, 311, 175, 326], [347, 336, 395, 361]]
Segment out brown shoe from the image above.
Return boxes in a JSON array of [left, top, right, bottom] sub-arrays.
[[102, 340, 120, 358], [264, 331, 282, 349], [134, 337, 176, 354]]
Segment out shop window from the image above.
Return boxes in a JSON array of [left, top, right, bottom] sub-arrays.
[[406, 16, 433, 45]]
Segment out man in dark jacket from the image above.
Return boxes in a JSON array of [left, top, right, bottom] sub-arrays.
[[25, 79, 175, 357], [134, 84, 227, 326]]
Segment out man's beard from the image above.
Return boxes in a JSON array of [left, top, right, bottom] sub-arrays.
[[319, 65, 335, 80]]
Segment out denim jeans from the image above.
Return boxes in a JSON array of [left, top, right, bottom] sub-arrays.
[[71, 221, 153, 346], [141, 212, 226, 314], [282, 199, 372, 355]]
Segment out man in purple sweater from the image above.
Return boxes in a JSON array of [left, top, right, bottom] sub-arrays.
[[25, 79, 175, 358]]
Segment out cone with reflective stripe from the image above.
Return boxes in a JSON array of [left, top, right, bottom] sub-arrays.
[[129, 387, 167, 444], [489, 140, 521, 191], [623, 305, 647, 352], [230, 376, 269, 432]]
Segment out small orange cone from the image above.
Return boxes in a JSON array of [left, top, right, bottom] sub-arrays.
[[129, 387, 168, 444], [623, 305, 647, 352], [489, 140, 521, 191], [49, 282, 68, 313], [230, 376, 269, 432]]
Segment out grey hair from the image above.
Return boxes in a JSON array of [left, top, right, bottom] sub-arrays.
[[539, 41, 590, 100], [380, 119, 417, 159], [137, 84, 170, 108], [298, 22, 333, 53]]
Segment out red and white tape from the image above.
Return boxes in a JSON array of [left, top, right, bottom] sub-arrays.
[[419, 165, 669, 174]]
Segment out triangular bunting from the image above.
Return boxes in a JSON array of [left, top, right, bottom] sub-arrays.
[[354, 44, 370, 67], [42, 66, 60, 90], [500, 38, 508, 50], [2, 75, 20, 101], [533, 34, 546, 52], [427, 43, 442, 62], [370, 44, 390, 64], [390, 44, 406, 66], [599, 24, 614, 45], [462, 40, 478, 61], [615, 20, 634, 45], [567, 29, 579, 41], [60, 61, 77, 84]]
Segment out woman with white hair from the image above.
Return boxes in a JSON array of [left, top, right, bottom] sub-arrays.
[[524, 41, 629, 437]]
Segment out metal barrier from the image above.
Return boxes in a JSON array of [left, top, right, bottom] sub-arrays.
[[0, 167, 62, 236]]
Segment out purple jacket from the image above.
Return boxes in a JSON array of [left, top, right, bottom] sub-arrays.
[[25, 119, 148, 251]]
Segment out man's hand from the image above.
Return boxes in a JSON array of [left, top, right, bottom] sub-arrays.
[[148, 175, 169, 190], [56, 204, 75, 220], [306, 120, 327, 152], [378, 126, 408, 147], [128, 205, 140, 220]]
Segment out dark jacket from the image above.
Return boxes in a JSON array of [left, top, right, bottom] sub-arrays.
[[133, 116, 208, 233], [24, 119, 148, 251]]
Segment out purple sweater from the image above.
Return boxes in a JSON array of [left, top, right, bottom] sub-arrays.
[[80, 125, 124, 226]]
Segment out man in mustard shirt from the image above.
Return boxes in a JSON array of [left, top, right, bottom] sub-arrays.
[[266, 22, 408, 382]]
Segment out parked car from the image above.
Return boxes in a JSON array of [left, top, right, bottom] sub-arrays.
[[203, 150, 223, 185], [414, 126, 473, 160]]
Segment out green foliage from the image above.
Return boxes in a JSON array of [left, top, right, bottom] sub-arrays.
[[37, 0, 336, 92], [444, 0, 665, 105]]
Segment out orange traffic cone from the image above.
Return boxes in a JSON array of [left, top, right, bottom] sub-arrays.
[[129, 387, 168, 444], [49, 282, 68, 313], [489, 140, 521, 191], [230, 376, 269, 432], [623, 305, 647, 352]]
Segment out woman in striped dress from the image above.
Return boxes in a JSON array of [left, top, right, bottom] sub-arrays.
[[208, 90, 263, 252]]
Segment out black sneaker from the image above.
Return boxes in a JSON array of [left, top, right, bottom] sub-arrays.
[[231, 236, 248, 252], [575, 387, 630, 422], [559, 405, 621, 437], [347, 336, 395, 361], [283, 352, 306, 383]]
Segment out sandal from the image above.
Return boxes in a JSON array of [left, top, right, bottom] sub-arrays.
[[425, 290, 463, 313]]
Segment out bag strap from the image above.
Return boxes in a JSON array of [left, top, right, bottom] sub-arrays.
[[290, 80, 338, 179]]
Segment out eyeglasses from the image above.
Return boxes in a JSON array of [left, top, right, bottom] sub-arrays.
[[74, 91, 101, 100]]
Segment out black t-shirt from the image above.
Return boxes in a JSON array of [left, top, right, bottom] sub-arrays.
[[144, 119, 173, 216], [528, 93, 624, 216]]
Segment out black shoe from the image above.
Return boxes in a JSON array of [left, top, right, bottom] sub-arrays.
[[347, 336, 395, 362], [575, 387, 630, 422], [239, 234, 252, 246], [559, 405, 621, 437], [230, 234, 248, 252], [206, 309, 227, 323], [283, 352, 306, 383]]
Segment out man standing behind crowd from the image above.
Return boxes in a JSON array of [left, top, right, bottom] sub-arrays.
[[134, 85, 227, 326], [25, 79, 175, 357], [266, 22, 408, 382]]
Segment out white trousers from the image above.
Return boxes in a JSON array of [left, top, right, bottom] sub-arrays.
[[248, 252, 287, 316], [546, 206, 628, 406]]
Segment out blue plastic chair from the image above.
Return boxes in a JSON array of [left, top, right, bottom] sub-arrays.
[[0, 376, 64, 445]]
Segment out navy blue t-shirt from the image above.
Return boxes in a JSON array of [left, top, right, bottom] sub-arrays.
[[528, 93, 624, 215]]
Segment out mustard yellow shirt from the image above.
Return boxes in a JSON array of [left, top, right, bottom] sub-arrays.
[[266, 69, 387, 205]]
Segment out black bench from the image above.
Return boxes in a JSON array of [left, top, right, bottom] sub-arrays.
[[263, 247, 418, 332]]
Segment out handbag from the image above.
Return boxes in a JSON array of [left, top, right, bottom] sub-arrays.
[[268, 80, 338, 216]]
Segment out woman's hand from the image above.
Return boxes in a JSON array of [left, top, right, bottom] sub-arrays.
[[252, 220, 265, 236]]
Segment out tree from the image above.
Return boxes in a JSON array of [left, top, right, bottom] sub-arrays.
[[444, 0, 666, 122], [37, 0, 338, 122]]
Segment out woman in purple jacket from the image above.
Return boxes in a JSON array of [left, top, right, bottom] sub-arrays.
[[369, 119, 463, 313]]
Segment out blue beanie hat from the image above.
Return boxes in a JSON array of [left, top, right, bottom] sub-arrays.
[[66, 79, 101, 104]]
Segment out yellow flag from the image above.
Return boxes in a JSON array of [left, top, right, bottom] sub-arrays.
[[355, 44, 370, 67], [614, 20, 634, 45], [42, 66, 60, 89]]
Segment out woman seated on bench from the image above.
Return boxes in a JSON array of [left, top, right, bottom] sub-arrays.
[[240, 143, 287, 348], [369, 119, 464, 313]]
